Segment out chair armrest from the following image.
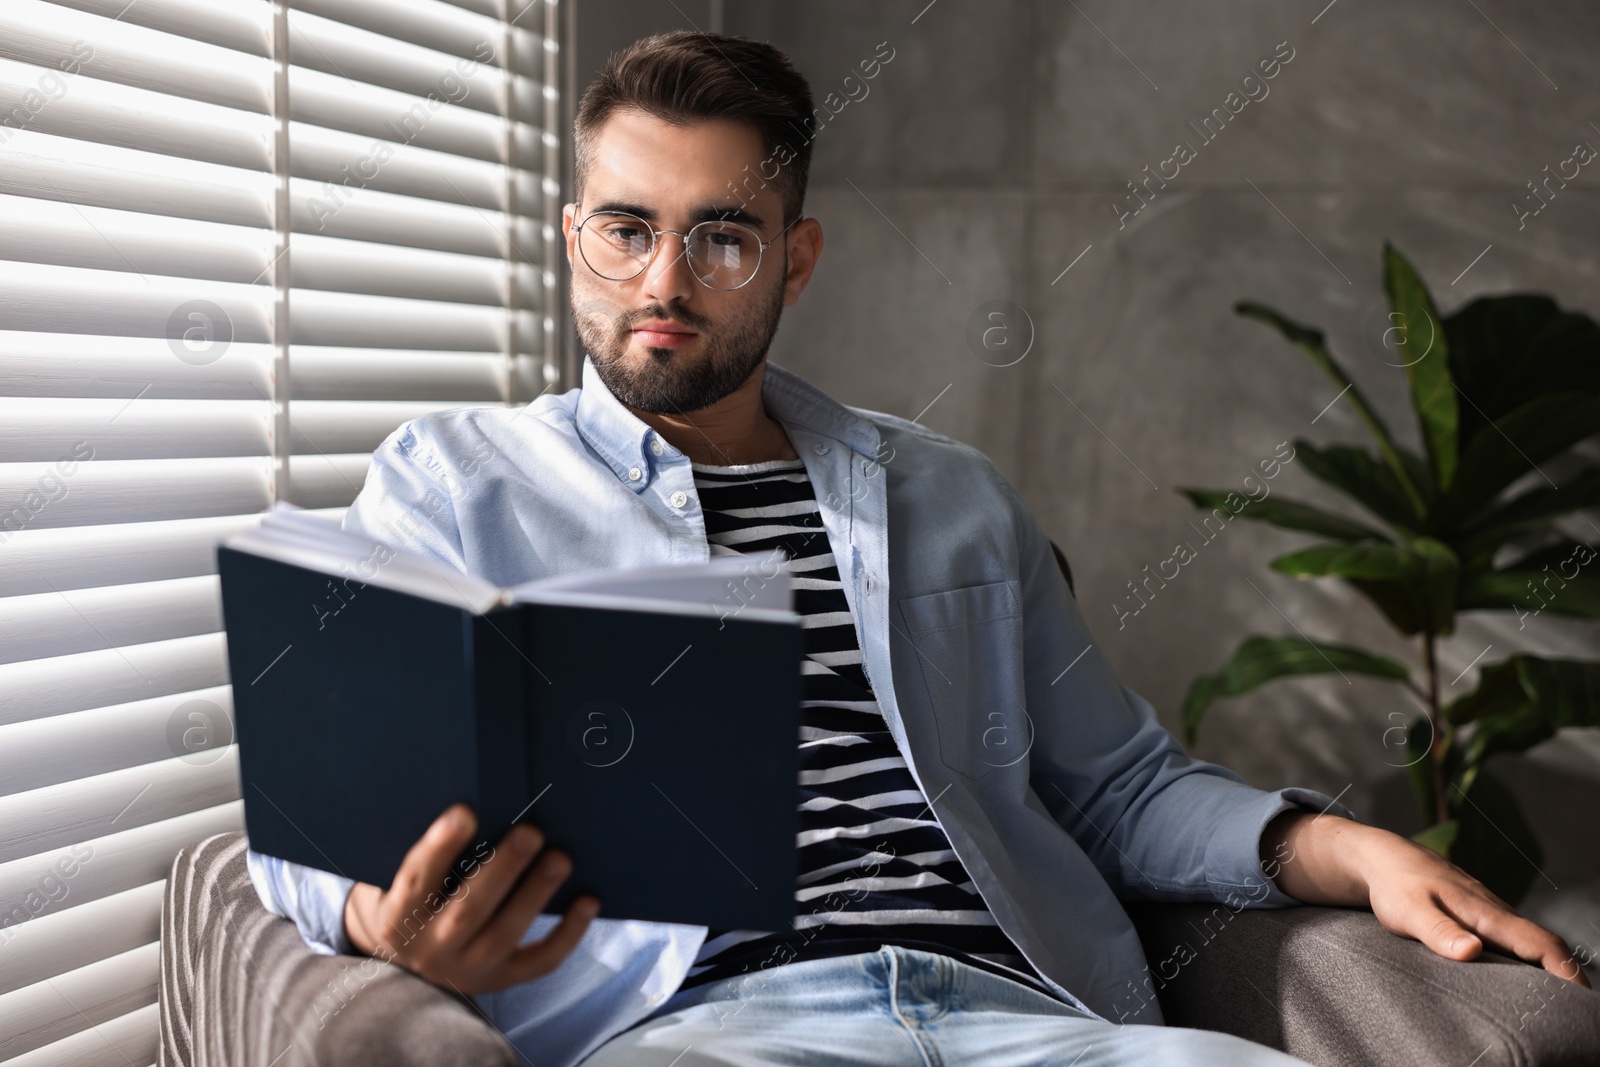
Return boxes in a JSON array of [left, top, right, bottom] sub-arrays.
[[159, 831, 518, 1067], [1126, 901, 1600, 1067]]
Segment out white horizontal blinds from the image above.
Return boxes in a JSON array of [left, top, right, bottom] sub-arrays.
[[285, 0, 560, 425], [0, 0, 564, 1060]]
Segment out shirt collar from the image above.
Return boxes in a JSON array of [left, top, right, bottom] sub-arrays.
[[574, 352, 881, 491]]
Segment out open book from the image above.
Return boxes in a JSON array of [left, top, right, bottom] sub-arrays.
[[219, 503, 803, 930]]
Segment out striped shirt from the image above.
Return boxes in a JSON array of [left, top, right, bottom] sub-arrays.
[[674, 456, 1060, 1000]]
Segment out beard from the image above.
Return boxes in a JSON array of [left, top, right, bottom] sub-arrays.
[[571, 257, 788, 415]]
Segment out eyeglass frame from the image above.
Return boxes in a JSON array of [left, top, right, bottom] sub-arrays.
[[569, 207, 788, 292]]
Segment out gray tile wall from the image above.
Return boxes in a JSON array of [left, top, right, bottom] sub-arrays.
[[577, 0, 1600, 947]]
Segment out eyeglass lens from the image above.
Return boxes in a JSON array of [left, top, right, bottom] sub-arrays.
[[580, 213, 762, 290]]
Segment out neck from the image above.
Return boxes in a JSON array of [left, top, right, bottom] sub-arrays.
[[628, 361, 799, 465]]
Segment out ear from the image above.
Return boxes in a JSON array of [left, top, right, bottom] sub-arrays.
[[781, 217, 824, 308], [562, 202, 579, 266]]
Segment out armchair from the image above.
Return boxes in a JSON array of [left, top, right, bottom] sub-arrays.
[[157, 540, 1600, 1065]]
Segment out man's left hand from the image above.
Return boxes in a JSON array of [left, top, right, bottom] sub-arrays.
[[1261, 810, 1591, 987]]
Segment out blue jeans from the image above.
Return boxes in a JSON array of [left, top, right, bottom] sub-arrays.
[[578, 944, 1313, 1066]]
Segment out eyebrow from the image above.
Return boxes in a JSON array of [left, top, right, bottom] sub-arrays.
[[587, 199, 769, 232]]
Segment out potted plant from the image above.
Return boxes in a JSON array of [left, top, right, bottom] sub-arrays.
[[1179, 244, 1600, 905]]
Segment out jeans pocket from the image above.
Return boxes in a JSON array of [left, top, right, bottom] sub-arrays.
[[897, 580, 1029, 780]]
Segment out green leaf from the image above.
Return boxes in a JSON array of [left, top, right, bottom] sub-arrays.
[[1450, 768, 1542, 906], [1442, 657, 1528, 726], [1270, 537, 1460, 635], [1455, 466, 1600, 561], [1444, 297, 1600, 449], [1384, 244, 1459, 493], [1444, 654, 1600, 763], [1294, 440, 1426, 534], [1181, 635, 1411, 745], [1457, 540, 1600, 621], [1235, 302, 1427, 516], [1412, 819, 1457, 858], [1175, 487, 1388, 541], [1271, 541, 1416, 580], [1443, 393, 1600, 523]]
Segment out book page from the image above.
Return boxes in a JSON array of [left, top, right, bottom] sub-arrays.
[[222, 503, 504, 613], [224, 504, 797, 621]]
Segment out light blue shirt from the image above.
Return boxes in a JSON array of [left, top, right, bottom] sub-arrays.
[[247, 353, 1354, 1065]]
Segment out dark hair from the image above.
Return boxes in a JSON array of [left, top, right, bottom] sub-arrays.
[[574, 31, 815, 229]]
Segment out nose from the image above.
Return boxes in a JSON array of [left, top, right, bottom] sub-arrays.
[[639, 229, 697, 308]]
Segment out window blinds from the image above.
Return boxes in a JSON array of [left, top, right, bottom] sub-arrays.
[[0, 0, 564, 1062]]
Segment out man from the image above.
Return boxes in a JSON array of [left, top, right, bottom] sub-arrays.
[[248, 30, 1588, 1067]]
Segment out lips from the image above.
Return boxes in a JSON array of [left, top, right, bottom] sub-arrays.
[[630, 320, 699, 347]]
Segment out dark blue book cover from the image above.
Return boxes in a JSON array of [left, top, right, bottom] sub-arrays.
[[219, 545, 803, 931]]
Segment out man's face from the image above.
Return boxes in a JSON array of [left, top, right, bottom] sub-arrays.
[[565, 109, 795, 415]]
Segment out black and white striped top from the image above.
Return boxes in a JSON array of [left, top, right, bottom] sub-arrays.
[[674, 456, 1061, 1000]]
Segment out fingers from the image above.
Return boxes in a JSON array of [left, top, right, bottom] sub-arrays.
[[1442, 889, 1593, 987], [462, 844, 577, 969], [429, 823, 545, 947], [373, 804, 477, 950], [1408, 893, 1483, 962], [494, 895, 602, 988]]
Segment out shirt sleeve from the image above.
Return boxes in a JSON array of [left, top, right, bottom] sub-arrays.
[[246, 847, 357, 956], [1000, 468, 1358, 910], [341, 419, 467, 568]]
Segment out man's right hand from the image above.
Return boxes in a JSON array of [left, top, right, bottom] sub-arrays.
[[343, 803, 600, 994]]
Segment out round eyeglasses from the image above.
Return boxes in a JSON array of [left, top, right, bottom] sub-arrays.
[[573, 210, 780, 291]]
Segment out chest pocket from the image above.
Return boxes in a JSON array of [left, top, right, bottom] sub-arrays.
[[897, 580, 1030, 780]]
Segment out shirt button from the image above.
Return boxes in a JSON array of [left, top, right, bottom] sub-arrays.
[[627, 466, 642, 481], [813, 443, 830, 455], [669, 490, 688, 508], [650, 438, 664, 456]]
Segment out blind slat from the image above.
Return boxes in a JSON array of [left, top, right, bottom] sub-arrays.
[[0, 750, 240, 865], [1, 1002, 161, 1067], [0, 516, 272, 597], [291, 0, 505, 64], [0, 58, 272, 171], [293, 346, 506, 401], [0, 881, 165, 999], [0, 130, 272, 226], [1, 0, 272, 113], [0, 803, 243, 925], [0, 943, 159, 1061], [0, 633, 229, 728], [288, 7, 506, 119], [42, 0, 271, 58], [0, 574, 223, 666], [0, 685, 235, 796], [0, 193, 274, 285]]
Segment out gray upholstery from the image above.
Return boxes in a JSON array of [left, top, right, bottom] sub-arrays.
[[160, 833, 1600, 1067], [158, 832, 518, 1067], [1127, 900, 1600, 1067]]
